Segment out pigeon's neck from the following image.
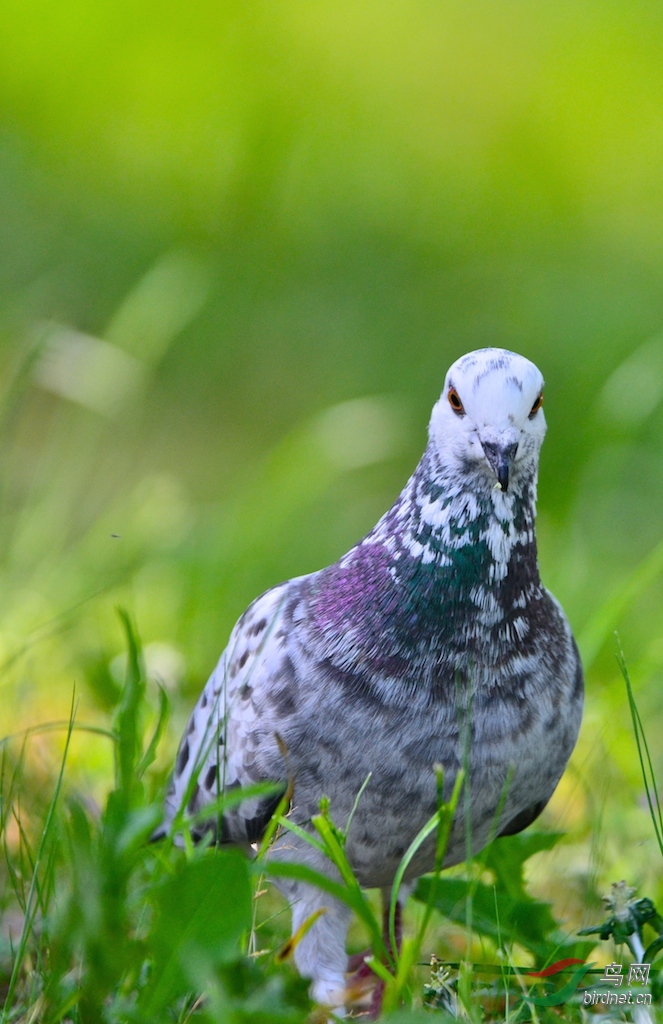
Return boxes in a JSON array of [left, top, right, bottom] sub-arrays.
[[307, 442, 544, 670], [366, 441, 541, 598]]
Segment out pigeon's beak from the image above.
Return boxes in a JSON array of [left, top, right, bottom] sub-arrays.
[[480, 437, 519, 492]]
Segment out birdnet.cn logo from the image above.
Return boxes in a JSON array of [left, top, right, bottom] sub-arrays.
[[522, 959, 653, 1008]]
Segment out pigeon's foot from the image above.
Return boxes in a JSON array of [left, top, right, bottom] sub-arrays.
[[344, 967, 385, 1021], [367, 979, 386, 1020], [346, 950, 373, 975], [345, 898, 403, 1019], [344, 951, 375, 1011]]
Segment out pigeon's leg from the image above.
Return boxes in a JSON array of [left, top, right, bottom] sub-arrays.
[[288, 882, 352, 1016], [346, 887, 408, 1016], [346, 898, 400, 985], [365, 894, 404, 1019]]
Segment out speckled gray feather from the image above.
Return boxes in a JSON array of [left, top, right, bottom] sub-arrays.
[[160, 348, 583, 1012]]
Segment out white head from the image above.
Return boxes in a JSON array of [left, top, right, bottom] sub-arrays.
[[429, 348, 546, 493]]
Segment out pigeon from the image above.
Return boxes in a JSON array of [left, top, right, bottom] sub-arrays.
[[159, 348, 584, 1015]]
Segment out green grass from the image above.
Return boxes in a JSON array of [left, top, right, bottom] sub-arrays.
[[1, 2, 663, 1015], [0, 615, 661, 1022], [1, 322, 663, 1018]]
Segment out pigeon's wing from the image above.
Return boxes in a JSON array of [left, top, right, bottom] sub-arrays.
[[160, 579, 302, 844]]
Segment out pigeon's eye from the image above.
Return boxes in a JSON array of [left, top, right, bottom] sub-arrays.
[[448, 387, 465, 415], [529, 392, 544, 418]]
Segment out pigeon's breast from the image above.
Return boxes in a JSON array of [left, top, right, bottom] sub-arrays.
[[289, 629, 582, 887], [281, 558, 583, 886], [301, 532, 553, 683]]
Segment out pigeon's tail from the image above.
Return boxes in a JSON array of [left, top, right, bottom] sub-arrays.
[[151, 784, 289, 848], [149, 814, 216, 847], [150, 822, 169, 843], [150, 795, 181, 844], [238, 786, 289, 844]]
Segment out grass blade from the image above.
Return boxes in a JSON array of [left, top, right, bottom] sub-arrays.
[[136, 684, 170, 779], [617, 641, 663, 859], [382, 768, 464, 1012], [1, 691, 77, 1023]]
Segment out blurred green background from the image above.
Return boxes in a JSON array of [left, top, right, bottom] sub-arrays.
[[1, 0, 662, 923]]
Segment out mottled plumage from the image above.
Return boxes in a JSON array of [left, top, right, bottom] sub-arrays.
[[160, 348, 583, 1013]]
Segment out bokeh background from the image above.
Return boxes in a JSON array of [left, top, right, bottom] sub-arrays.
[[1, 0, 663, 932]]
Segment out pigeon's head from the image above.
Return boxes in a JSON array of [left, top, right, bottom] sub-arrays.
[[429, 348, 546, 493]]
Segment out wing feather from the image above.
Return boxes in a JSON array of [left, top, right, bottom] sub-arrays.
[[162, 580, 300, 842]]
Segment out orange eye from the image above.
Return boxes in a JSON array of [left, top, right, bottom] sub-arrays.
[[448, 387, 465, 415], [529, 392, 544, 418]]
